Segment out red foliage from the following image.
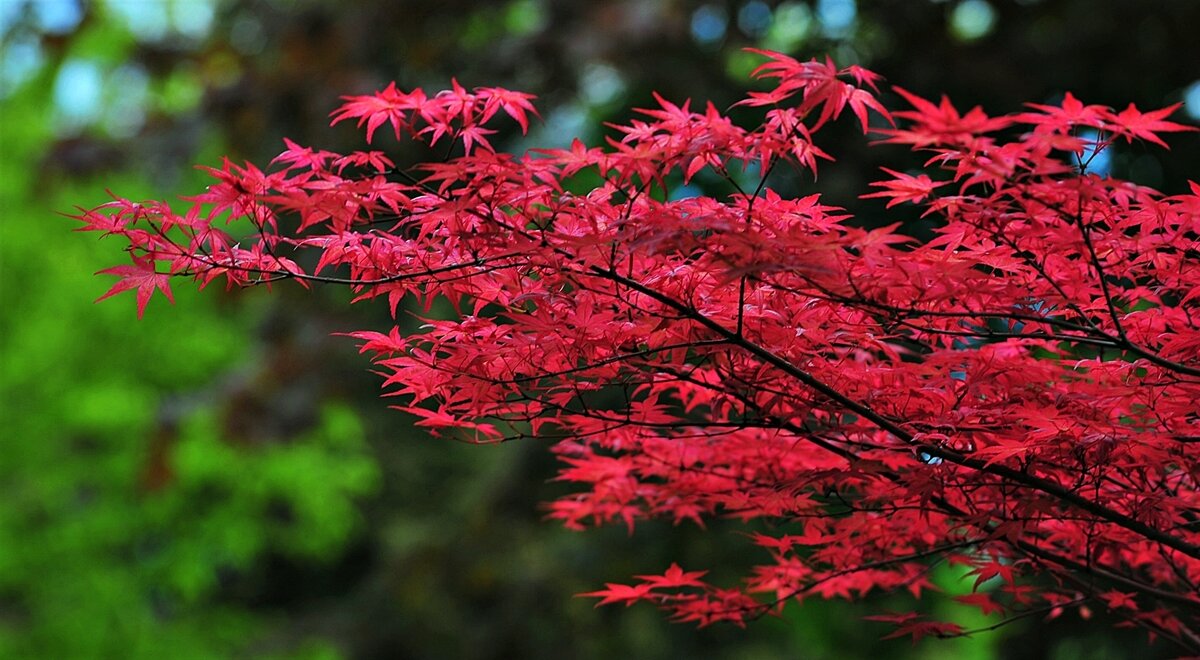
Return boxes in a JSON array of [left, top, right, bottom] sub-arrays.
[[76, 51, 1200, 650]]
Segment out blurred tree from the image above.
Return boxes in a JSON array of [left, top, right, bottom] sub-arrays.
[[0, 4, 377, 659]]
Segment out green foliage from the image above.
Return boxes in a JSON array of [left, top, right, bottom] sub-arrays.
[[0, 37, 377, 660]]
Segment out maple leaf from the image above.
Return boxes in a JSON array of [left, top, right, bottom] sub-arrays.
[[1107, 102, 1197, 148], [78, 51, 1200, 651], [969, 561, 1016, 590], [330, 82, 426, 143], [882, 86, 1010, 146], [477, 86, 540, 133], [847, 86, 893, 132], [635, 563, 709, 589], [1019, 91, 1108, 127], [70, 202, 129, 234], [578, 582, 653, 607], [953, 592, 1006, 617], [94, 261, 174, 320], [341, 327, 407, 355], [1100, 590, 1138, 611], [880, 619, 964, 644], [862, 168, 948, 207]]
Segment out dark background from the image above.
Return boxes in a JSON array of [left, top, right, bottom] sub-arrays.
[[2, 1, 1197, 658]]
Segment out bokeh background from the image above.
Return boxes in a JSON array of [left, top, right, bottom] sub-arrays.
[[2, 1, 1199, 658]]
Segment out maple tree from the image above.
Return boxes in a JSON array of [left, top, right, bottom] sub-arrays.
[[76, 50, 1200, 650]]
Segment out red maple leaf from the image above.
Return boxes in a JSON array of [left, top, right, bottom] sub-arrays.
[[1107, 102, 1197, 147], [94, 261, 174, 319], [861, 168, 948, 208], [635, 563, 709, 589], [578, 582, 654, 607], [77, 49, 1200, 651]]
